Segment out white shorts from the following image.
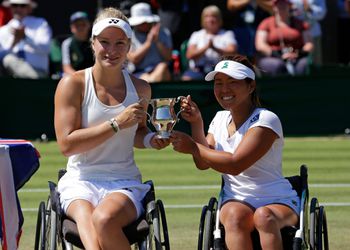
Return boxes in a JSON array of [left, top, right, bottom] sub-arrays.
[[57, 177, 150, 218], [222, 191, 300, 215]]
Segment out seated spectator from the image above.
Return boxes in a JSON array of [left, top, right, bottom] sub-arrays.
[[255, 0, 313, 76], [0, 0, 52, 79], [61, 11, 93, 75], [182, 5, 237, 81], [0, 2, 12, 26], [127, 2, 173, 83], [227, 0, 270, 60], [289, 0, 326, 65]]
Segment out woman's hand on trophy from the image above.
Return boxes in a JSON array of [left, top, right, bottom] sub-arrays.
[[115, 102, 146, 129], [180, 95, 202, 123], [150, 136, 170, 150], [170, 131, 196, 154]]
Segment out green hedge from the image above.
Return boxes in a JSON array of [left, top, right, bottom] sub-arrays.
[[1, 68, 349, 140]]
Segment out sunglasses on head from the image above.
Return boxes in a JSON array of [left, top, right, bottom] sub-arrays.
[[11, 4, 28, 8]]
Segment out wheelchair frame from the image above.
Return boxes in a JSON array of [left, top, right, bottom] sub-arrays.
[[34, 170, 170, 250], [197, 165, 329, 250]]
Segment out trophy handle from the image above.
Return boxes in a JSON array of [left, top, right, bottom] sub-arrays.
[[175, 96, 186, 121], [175, 96, 186, 103]]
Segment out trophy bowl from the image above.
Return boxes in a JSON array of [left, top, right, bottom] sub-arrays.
[[147, 96, 184, 139]]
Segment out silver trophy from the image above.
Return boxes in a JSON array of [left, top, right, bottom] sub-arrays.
[[146, 96, 185, 139]]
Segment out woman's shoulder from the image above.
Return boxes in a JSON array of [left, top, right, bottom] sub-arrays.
[[57, 70, 86, 93], [255, 108, 280, 123], [129, 73, 151, 100]]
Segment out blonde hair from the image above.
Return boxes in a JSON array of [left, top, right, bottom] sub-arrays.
[[93, 7, 129, 25], [201, 5, 223, 28]]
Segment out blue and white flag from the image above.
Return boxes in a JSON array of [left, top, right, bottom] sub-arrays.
[[0, 140, 40, 250]]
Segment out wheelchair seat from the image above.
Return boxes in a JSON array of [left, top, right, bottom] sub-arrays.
[[197, 164, 329, 250], [35, 170, 170, 250]]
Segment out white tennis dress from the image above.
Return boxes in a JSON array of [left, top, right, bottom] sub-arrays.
[[58, 68, 149, 215], [208, 108, 300, 213]]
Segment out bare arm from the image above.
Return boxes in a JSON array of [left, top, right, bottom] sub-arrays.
[[55, 73, 150, 157], [172, 127, 278, 174], [54, 73, 119, 156], [255, 30, 273, 56], [186, 42, 210, 60]]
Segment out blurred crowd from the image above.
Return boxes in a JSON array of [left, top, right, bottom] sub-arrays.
[[0, 0, 349, 81]]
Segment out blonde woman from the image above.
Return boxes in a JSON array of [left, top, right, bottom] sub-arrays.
[[54, 7, 168, 249], [182, 5, 237, 81]]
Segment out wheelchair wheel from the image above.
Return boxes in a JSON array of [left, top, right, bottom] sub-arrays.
[[309, 198, 329, 250], [198, 197, 217, 250], [45, 197, 58, 250], [143, 199, 169, 250], [157, 200, 170, 249], [35, 201, 46, 250], [34, 198, 58, 250]]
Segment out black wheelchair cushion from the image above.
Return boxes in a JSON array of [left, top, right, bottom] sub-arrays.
[[62, 215, 149, 248]]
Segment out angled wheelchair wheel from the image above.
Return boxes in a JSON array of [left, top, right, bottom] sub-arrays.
[[45, 197, 58, 250], [198, 205, 208, 250], [157, 200, 170, 249], [198, 197, 217, 250], [34, 198, 58, 250], [143, 199, 170, 250], [309, 198, 329, 250], [35, 201, 46, 250]]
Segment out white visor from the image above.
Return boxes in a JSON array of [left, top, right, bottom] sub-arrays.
[[91, 18, 132, 39], [205, 60, 255, 81]]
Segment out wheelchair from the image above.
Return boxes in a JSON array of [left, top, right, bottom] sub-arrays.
[[197, 165, 329, 250], [34, 169, 170, 250]]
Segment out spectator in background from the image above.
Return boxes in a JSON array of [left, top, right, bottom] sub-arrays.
[[227, 0, 271, 60], [182, 5, 237, 81], [0, 1, 12, 26], [255, 0, 313, 76], [0, 0, 51, 78], [61, 11, 93, 75], [127, 2, 172, 83], [289, 0, 326, 65]]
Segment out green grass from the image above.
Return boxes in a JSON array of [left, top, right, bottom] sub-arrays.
[[17, 137, 350, 249]]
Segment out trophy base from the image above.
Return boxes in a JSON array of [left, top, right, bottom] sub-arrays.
[[156, 131, 171, 139]]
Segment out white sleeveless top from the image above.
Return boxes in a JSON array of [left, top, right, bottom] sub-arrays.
[[64, 68, 142, 181], [208, 108, 297, 199]]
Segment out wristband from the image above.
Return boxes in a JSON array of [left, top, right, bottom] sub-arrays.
[[143, 132, 156, 148], [109, 118, 119, 133]]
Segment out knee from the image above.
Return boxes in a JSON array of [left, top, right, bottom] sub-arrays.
[[92, 209, 117, 232], [221, 208, 254, 233], [253, 207, 278, 231]]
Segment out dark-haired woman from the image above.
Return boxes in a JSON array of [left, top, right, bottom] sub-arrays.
[[171, 54, 300, 249]]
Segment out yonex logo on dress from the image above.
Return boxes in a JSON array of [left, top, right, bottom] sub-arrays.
[[250, 114, 259, 124], [109, 19, 119, 24], [221, 62, 229, 69]]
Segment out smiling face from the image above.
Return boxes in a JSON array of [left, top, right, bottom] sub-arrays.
[[213, 73, 255, 111], [92, 27, 130, 68]]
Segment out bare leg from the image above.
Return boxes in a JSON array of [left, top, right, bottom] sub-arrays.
[[92, 192, 137, 250], [66, 199, 101, 250], [254, 204, 298, 250], [220, 201, 255, 250]]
